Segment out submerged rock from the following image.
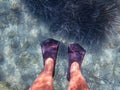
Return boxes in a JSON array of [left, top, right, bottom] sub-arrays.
[[8, 31, 16, 38], [0, 81, 13, 90], [15, 51, 38, 69], [0, 53, 5, 65]]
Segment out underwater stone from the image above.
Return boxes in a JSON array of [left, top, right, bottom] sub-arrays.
[[0, 81, 13, 90], [16, 51, 38, 69], [7, 8, 21, 25], [0, 21, 6, 29], [10, 39, 19, 49], [8, 31, 16, 38], [16, 52, 31, 69], [0, 7, 9, 29], [0, 53, 4, 64], [0, 69, 5, 81], [22, 74, 36, 86], [22, 41, 30, 49]]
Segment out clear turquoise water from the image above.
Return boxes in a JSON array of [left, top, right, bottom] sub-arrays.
[[0, 0, 120, 90]]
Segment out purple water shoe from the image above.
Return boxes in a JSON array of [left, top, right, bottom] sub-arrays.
[[41, 38, 60, 77], [67, 43, 86, 81]]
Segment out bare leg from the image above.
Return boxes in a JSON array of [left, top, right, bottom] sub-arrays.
[[29, 58, 54, 90], [68, 62, 89, 90]]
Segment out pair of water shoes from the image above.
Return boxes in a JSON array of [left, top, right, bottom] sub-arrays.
[[41, 38, 86, 81]]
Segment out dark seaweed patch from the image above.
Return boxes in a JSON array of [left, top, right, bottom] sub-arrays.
[[22, 0, 118, 52]]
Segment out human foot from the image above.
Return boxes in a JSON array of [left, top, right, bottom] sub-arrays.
[[41, 38, 60, 77], [67, 43, 86, 81]]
